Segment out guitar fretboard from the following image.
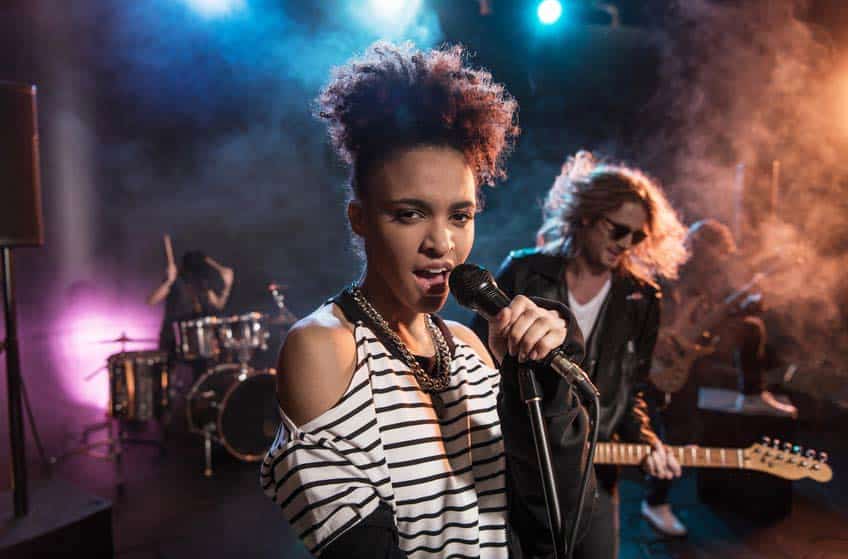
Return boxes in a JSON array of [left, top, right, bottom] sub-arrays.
[[595, 443, 745, 468]]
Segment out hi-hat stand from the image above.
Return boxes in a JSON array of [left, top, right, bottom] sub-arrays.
[[49, 414, 166, 494]]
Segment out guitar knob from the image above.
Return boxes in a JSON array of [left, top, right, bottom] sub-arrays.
[[782, 442, 792, 452], [792, 445, 802, 455], [761, 436, 771, 445], [805, 449, 816, 459], [818, 452, 828, 464], [772, 439, 781, 449]]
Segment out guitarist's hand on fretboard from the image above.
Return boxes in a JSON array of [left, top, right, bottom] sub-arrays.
[[642, 441, 683, 480]]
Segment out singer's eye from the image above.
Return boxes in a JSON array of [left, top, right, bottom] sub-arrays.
[[393, 209, 425, 223], [451, 212, 474, 226]]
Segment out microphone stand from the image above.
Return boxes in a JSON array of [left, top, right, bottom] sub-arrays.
[[519, 357, 602, 559], [517, 365, 565, 559]]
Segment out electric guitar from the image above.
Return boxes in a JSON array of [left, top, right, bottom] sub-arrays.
[[649, 270, 769, 394], [593, 437, 832, 483]]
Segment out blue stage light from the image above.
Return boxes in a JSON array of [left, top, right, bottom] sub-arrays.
[[537, 0, 563, 25], [354, 0, 424, 38], [369, 0, 411, 21], [183, 0, 245, 18]]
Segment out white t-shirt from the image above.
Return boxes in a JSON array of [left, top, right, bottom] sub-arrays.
[[568, 278, 611, 342]]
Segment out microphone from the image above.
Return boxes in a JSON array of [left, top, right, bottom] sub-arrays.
[[450, 263, 600, 401]]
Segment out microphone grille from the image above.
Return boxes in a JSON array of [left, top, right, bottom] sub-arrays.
[[449, 263, 495, 308]]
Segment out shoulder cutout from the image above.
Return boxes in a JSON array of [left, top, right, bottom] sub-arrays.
[[276, 304, 358, 427]]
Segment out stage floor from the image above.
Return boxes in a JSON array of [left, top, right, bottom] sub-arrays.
[[4, 414, 848, 558]]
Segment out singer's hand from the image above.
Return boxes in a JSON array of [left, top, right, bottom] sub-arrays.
[[488, 295, 567, 366], [642, 441, 682, 480]]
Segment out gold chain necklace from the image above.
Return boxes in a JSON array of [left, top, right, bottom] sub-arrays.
[[350, 287, 452, 392]]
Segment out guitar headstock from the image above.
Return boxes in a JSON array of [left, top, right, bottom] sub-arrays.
[[744, 436, 832, 483]]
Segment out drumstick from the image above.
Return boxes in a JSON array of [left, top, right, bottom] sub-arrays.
[[164, 234, 175, 266]]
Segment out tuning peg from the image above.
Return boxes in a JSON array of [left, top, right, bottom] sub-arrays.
[[792, 445, 802, 455], [782, 442, 792, 452], [818, 451, 828, 464], [772, 439, 781, 449], [761, 436, 771, 445], [805, 449, 816, 459]]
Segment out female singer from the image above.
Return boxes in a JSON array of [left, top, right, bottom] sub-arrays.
[[261, 42, 593, 558]]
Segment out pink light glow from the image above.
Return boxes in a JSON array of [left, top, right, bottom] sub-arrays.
[[51, 288, 161, 410]]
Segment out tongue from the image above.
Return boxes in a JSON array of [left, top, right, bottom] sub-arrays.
[[415, 271, 446, 292]]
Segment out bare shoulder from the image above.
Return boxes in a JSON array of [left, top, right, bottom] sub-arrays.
[[276, 303, 358, 427], [444, 319, 495, 369]]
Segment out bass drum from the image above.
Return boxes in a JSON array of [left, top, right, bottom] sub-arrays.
[[186, 363, 279, 461]]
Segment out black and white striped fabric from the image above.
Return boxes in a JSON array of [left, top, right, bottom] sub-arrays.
[[260, 319, 509, 557]]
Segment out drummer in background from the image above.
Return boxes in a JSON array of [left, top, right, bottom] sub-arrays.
[[147, 234, 235, 373]]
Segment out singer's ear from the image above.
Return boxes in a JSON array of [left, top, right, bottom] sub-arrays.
[[348, 200, 365, 237]]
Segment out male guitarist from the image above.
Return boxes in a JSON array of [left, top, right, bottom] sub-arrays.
[[473, 152, 690, 555]]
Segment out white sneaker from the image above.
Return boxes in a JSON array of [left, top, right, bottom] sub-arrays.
[[641, 501, 688, 537], [734, 391, 798, 418]]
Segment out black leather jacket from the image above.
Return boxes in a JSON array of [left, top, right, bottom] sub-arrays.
[[472, 248, 661, 452]]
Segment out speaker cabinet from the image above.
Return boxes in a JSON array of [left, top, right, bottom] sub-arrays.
[[0, 82, 44, 247]]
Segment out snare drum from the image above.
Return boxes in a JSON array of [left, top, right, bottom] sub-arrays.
[[107, 351, 169, 421], [216, 312, 268, 353], [186, 364, 278, 461], [174, 316, 220, 360]]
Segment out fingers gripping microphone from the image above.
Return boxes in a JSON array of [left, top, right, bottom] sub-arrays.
[[450, 263, 600, 401]]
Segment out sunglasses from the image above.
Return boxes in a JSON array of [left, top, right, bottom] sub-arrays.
[[602, 217, 648, 246]]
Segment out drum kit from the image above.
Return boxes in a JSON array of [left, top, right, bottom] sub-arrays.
[[53, 284, 296, 480], [173, 310, 281, 476]]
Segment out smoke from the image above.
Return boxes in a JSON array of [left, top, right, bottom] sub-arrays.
[[23, 0, 444, 318], [0, 0, 444, 425], [646, 0, 848, 376]]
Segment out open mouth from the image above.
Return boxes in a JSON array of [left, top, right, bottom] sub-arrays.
[[413, 267, 450, 293]]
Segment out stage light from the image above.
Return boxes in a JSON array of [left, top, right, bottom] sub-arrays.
[[352, 0, 425, 38], [183, 0, 245, 18], [537, 0, 563, 25], [369, 0, 412, 21]]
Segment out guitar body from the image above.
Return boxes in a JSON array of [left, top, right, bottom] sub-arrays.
[[649, 268, 775, 394], [650, 294, 716, 393], [650, 332, 716, 393]]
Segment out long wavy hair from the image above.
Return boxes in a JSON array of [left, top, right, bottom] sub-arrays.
[[537, 151, 689, 285]]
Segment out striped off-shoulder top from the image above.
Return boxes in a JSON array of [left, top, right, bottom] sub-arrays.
[[260, 292, 508, 558]]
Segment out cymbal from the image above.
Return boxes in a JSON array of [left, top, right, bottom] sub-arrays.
[[97, 333, 158, 344]]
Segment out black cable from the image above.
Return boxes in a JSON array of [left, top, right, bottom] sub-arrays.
[[1, 335, 50, 473], [566, 392, 600, 559], [19, 369, 51, 473]]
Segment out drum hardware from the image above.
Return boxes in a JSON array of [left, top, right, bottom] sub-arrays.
[[267, 282, 298, 327], [49, 414, 167, 496], [51, 349, 170, 490]]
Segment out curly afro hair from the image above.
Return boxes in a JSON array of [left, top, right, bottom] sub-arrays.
[[317, 41, 519, 199]]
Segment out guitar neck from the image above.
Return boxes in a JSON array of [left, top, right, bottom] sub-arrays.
[[595, 443, 746, 469]]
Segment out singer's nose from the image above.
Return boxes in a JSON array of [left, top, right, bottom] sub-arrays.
[[422, 221, 453, 257]]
